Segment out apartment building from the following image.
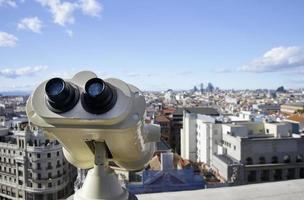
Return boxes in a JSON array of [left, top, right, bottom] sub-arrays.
[[281, 103, 304, 114], [0, 122, 76, 200], [181, 112, 304, 185]]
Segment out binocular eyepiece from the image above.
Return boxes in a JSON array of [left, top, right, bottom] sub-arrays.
[[45, 77, 117, 114]]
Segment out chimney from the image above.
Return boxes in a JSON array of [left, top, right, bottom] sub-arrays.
[[161, 152, 174, 171]]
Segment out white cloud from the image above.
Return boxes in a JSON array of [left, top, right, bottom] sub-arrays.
[[18, 17, 43, 33], [0, 0, 17, 7], [36, 0, 102, 26], [80, 0, 102, 17], [65, 29, 73, 37], [36, 0, 77, 26], [239, 46, 304, 73], [0, 32, 18, 47], [0, 66, 48, 78]]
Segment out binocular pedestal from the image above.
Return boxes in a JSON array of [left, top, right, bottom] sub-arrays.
[[74, 142, 138, 200]]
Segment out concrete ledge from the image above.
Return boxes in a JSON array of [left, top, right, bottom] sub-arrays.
[[138, 179, 304, 200]]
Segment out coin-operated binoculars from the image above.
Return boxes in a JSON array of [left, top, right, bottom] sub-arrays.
[[26, 71, 160, 200]]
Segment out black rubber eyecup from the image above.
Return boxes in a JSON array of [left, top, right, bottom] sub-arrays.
[[45, 78, 79, 113], [81, 78, 117, 114]]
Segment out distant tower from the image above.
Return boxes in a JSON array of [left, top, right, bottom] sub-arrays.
[[200, 83, 204, 93], [206, 83, 214, 92]]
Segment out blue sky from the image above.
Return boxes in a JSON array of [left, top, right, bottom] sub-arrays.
[[0, 0, 304, 91]]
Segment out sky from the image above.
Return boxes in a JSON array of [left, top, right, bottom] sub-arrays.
[[0, 0, 304, 91]]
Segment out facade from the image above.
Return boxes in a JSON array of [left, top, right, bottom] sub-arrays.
[[285, 115, 304, 132], [252, 104, 280, 114], [0, 123, 77, 200], [181, 113, 304, 185], [172, 107, 219, 154], [281, 103, 304, 114], [181, 112, 221, 163], [154, 115, 171, 143]]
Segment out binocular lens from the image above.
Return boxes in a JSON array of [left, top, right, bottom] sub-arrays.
[[46, 78, 65, 97], [87, 82, 104, 97], [82, 78, 117, 114], [45, 78, 79, 113]]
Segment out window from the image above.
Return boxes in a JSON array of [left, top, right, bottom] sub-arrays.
[[247, 171, 257, 183], [47, 153, 51, 158], [38, 183, 41, 188], [56, 160, 60, 167], [271, 156, 278, 163], [283, 155, 291, 163], [57, 180, 61, 185], [287, 168, 296, 180], [27, 182, 32, 187], [47, 162, 52, 169], [300, 168, 304, 178], [48, 172, 52, 178], [246, 157, 253, 165], [47, 194, 53, 200], [48, 182, 52, 187], [274, 169, 282, 180], [296, 155, 303, 162], [259, 157, 266, 164], [57, 151, 60, 156], [37, 153, 40, 158]]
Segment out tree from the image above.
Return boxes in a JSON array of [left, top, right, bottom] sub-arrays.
[[276, 86, 286, 93]]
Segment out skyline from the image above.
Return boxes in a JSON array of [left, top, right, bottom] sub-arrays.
[[1, 0, 304, 91]]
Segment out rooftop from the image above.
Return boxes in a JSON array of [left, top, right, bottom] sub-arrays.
[[287, 114, 304, 122], [174, 107, 219, 116]]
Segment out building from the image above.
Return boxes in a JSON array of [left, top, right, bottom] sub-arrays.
[[0, 116, 5, 127], [180, 112, 221, 164], [181, 114, 304, 185], [281, 103, 304, 114], [252, 104, 280, 114], [172, 107, 219, 154], [0, 122, 77, 200], [285, 114, 304, 132], [127, 152, 205, 194], [154, 115, 171, 143]]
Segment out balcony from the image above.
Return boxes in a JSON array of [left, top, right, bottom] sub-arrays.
[[46, 166, 53, 170]]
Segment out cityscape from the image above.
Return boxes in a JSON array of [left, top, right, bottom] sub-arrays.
[[1, 85, 304, 199], [1, 0, 304, 199]]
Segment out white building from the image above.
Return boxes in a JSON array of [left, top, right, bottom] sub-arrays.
[[181, 112, 220, 164], [181, 112, 304, 185], [0, 122, 77, 200]]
